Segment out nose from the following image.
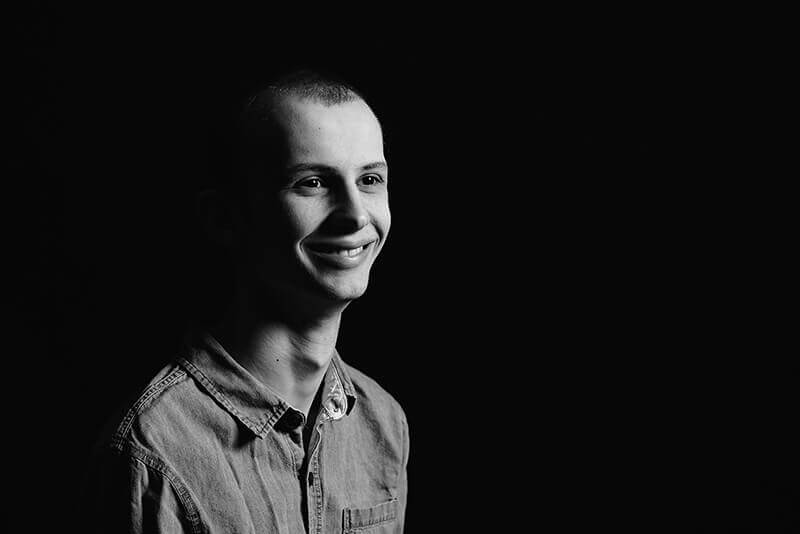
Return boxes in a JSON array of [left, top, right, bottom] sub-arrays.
[[328, 183, 369, 234]]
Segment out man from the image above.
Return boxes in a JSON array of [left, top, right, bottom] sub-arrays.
[[83, 70, 409, 533]]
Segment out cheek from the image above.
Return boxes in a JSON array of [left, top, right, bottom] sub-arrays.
[[381, 209, 391, 237], [281, 200, 327, 242], [374, 199, 391, 236]]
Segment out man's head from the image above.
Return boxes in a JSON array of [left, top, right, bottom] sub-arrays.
[[208, 70, 391, 312]]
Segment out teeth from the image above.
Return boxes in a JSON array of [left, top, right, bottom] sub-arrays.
[[336, 245, 364, 257]]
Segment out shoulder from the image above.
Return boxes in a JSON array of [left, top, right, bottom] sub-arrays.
[[338, 361, 410, 471], [341, 361, 407, 426], [93, 361, 216, 460], [82, 363, 208, 532]]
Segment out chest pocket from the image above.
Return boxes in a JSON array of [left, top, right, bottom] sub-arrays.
[[342, 498, 399, 533]]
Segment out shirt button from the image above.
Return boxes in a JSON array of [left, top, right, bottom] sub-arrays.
[[282, 409, 304, 429]]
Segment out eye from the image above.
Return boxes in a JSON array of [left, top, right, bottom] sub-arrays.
[[297, 177, 325, 189], [359, 174, 385, 186]]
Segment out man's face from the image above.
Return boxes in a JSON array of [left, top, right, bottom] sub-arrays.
[[239, 95, 390, 306]]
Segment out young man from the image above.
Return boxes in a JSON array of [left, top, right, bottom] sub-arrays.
[[83, 71, 409, 533]]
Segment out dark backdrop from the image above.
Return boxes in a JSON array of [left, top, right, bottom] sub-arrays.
[[12, 4, 796, 532]]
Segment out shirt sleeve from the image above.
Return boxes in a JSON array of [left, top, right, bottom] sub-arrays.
[[81, 445, 199, 534], [396, 412, 410, 532]]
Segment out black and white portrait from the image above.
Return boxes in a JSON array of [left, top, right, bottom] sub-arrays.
[[11, 6, 795, 532]]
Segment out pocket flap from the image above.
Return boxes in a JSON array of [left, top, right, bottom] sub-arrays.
[[343, 498, 399, 530]]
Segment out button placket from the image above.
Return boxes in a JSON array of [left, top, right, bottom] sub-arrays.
[[303, 420, 328, 534], [311, 452, 323, 534], [306, 365, 346, 532]]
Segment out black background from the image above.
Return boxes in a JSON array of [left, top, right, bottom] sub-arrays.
[[11, 4, 796, 532]]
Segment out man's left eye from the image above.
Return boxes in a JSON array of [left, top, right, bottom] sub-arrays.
[[360, 175, 384, 186]]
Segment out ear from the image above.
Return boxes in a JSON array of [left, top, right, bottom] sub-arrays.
[[196, 188, 237, 247]]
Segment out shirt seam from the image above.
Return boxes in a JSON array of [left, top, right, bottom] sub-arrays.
[[126, 442, 206, 534], [343, 499, 399, 531], [400, 410, 409, 492], [313, 452, 323, 534], [111, 365, 188, 449]]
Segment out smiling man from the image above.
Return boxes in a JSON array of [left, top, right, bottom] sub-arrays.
[[83, 70, 408, 533]]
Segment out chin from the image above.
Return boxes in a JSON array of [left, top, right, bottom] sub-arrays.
[[317, 276, 370, 303], [327, 284, 369, 303]]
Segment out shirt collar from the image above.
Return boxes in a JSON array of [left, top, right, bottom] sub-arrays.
[[179, 331, 357, 439]]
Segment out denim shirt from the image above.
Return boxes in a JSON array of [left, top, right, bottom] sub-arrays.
[[82, 333, 409, 533]]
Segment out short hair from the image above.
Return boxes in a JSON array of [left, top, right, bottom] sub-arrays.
[[208, 69, 372, 199], [244, 69, 365, 111]]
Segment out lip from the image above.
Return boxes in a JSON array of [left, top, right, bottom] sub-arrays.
[[304, 239, 376, 269]]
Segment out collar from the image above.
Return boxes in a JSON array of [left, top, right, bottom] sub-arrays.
[[179, 331, 357, 439]]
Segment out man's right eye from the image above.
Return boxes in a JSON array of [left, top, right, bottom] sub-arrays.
[[297, 177, 324, 189]]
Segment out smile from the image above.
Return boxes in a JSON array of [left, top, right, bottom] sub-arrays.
[[332, 245, 366, 257], [305, 240, 375, 268]]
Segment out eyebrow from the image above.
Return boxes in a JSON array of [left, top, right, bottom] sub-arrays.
[[286, 161, 388, 175], [360, 161, 388, 172]]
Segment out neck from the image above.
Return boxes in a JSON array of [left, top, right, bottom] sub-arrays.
[[213, 289, 346, 415]]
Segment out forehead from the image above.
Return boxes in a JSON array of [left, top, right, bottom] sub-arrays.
[[272, 96, 385, 165]]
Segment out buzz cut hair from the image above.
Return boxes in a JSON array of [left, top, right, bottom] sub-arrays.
[[238, 69, 366, 129], [209, 68, 376, 199], [248, 69, 364, 108]]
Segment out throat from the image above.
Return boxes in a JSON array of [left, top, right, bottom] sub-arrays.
[[212, 311, 340, 415]]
